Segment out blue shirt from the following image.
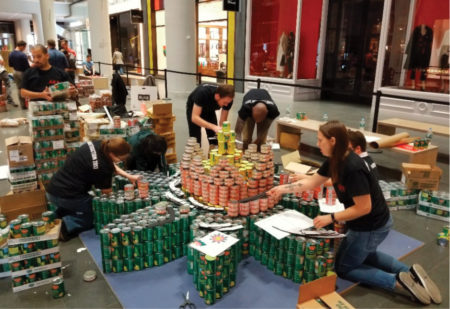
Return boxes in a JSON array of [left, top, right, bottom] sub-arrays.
[[48, 48, 68, 70], [8, 50, 30, 72], [83, 61, 93, 71]]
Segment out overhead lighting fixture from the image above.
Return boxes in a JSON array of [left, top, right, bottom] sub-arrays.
[[70, 21, 83, 28]]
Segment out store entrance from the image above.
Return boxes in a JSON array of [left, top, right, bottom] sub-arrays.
[[321, 0, 383, 104]]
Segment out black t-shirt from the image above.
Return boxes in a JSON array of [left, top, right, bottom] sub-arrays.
[[317, 151, 389, 231], [238, 89, 280, 120], [21, 66, 73, 93], [360, 153, 380, 181], [47, 141, 114, 198], [186, 84, 233, 122]]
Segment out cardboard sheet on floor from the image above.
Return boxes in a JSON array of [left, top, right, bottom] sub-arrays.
[[79, 229, 423, 309]]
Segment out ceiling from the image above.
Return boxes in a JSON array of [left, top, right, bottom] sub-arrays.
[[0, 12, 32, 21]]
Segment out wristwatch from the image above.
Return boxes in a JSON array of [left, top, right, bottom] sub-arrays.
[[330, 213, 336, 223]]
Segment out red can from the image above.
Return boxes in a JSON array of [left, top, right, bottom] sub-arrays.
[[279, 173, 290, 185]]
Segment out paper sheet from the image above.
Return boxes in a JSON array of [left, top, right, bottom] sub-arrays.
[[318, 198, 345, 213], [0, 165, 9, 180], [255, 210, 314, 240], [189, 231, 239, 257]]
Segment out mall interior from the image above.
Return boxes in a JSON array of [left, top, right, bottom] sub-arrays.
[[0, 0, 448, 308]]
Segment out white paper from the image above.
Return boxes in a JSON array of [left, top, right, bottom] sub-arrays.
[[189, 231, 239, 257], [365, 136, 380, 143], [52, 140, 65, 150], [9, 150, 20, 162], [130, 86, 158, 111], [0, 165, 9, 180], [255, 210, 314, 240], [318, 198, 345, 213]]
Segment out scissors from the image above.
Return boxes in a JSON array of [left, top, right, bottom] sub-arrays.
[[179, 291, 196, 309]]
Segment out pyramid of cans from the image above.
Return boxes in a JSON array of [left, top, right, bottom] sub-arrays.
[[93, 168, 179, 232], [30, 101, 68, 185], [249, 216, 334, 284], [99, 203, 197, 273], [7, 211, 62, 289], [180, 122, 276, 215]]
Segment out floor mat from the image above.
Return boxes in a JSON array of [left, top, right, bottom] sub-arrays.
[[79, 229, 423, 309]]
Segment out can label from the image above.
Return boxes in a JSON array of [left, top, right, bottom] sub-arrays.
[[52, 278, 65, 298]]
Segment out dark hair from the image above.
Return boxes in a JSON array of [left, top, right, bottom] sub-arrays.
[[101, 137, 131, 161], [215, 84, 235, 98], [319, 121, 349, 183], [142, 135, 167, 171], [17, 40, 26, 47], [47, 39, 56, 48], [348, 129, 367, 152], [32, 44, 48, 54]]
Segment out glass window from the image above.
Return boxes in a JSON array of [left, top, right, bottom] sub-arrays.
[[249, 0, 298, 78], [198, 1, 227, 22], [382, 0, 449, 93], [155, 10, 166, 70]]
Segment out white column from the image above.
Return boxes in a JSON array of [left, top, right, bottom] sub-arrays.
[[19, 18, 33, 49], [39, 0, 57, 43], [87, 0, 112, 77], [32, 13, 44, 45], [165, 0, 196, 94]]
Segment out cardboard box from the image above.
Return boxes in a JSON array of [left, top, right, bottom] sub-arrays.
[[297, 275, 354, 309], [92, 77, 109, 90], [0, 182, 47, 221], [152, 101, 172, 117], [5, 136, 34, 168], [281, 151, 318, 175], [402, 163, 442, 191], [280, 132, 301, 150]]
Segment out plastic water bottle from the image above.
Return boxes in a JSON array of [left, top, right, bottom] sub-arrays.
[[322, 113, 328, 122], [285, 105, 291, 118], [359, 117, 366, 131], [426, 128, 433, 142]]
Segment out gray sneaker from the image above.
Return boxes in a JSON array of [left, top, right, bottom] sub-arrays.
[[411, 264, 442, 304], [398, 272, 431, 305]]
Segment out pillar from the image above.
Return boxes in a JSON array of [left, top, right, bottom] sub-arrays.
[[87, 0, 113, 77], [39, 0, 57, 43], [165, 0, 196, 94], [19, 18, 33, 49], [32, 13, 44, 45]]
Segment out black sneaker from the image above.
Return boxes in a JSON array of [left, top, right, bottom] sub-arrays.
[[59, 221, 70, 242], [398, 272, 431, 305], [411, 264, 442, 304]]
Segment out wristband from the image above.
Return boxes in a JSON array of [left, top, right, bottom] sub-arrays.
[[330, 213, 336, 223]]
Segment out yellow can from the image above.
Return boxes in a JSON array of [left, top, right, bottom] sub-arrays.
[[218, 141, 226, 155], [226, 155, 234, 165], [222, 121, 230, 132], [217, 130, 224, 142], [227, 142, 235, 155]]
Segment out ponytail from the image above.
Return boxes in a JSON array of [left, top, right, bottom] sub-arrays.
[[319, 121, 349, 183]]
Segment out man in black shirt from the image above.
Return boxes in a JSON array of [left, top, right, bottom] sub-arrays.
[[347, 129, 380, 180], [235, 88, 280, 150], [9, 40, 30, 109], [20, 44, 76, 102], [186, 84, 234, 145]]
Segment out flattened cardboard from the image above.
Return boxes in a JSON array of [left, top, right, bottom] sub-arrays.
[[280, 132, 301, 150], [0, 182, 47, 221], [5, 136, 34, 168], [281, 151, 301, 168]]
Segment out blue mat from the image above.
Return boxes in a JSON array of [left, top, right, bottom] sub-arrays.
[[79, 229, 423, 309]]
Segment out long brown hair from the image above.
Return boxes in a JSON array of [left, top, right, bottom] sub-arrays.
[[101, 137, 131, 161], [319, 121, 349, 183]]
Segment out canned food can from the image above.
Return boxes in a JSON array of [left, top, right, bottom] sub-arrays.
[[123, 258, 134, 272], [121, 227, 132, 246], [305, 239, 317, 258], [102, 259, 112, 273], [112, 259, 123, 272], [12, 276, 23, 287], [51, 278, 65, 298], [144, 255, 154, 268]]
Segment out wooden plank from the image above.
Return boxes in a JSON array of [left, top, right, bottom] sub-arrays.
[[377, 118, 449, 137]]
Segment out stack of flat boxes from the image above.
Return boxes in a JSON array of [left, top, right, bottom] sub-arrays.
[[5, 136, 37, 193], [148, 101, 177, 164]]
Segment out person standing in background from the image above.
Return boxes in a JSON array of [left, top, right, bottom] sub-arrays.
[[0, 54, 16, 107], [62, 49, 76, 82], [9, 40, 30, 109], [47, 40, 68, 72], [60, 39, 76, 58], [112, 48, 124, 75]]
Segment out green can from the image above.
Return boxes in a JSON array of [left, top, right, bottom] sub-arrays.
[[0, 214, 7, 229], [295, 254, 305, 270], [18, 214, 30, 223], [110, 228, 121, 247], [9, 219, 22, 237], [154, 253, 164, 266], [144, 255, 154, 268], [316, 239, 325, 255], [143, 226, 154, 241], [205, 289, 215, 305], [296, 236, 306, 255], [40, 270, 50, 279], [133, 257, 144, 271], [99, 229, 111, 246], [112, 259, 123, 272], [10, 261, 23, 271], [121, 227, 132, 246], [51, 278, 65, 298], [122, 245, 133, 258], [314, 256, 327, 277], [323, 238, 331, 253], [143, 241, 154, 255], [133, 243, 144, 258], [275, 262, 284, 276], [8, 244, 20, 256], [305, 239, 317, 258], [293, 270, 303, 283], [111, 246, 122, 260], [325, 252, 334, 271], [303, 271, 315, 283], [155, 225, 164, 239], [204, 274, 215, 290], [12, 276, 23, 287], [125, 200, 135, 213], [155, 240, 164, 253], [132, 226, 143, 245], [123, 258, 134, 272], [102, 259, 112, 273], [304, 256, 315, 273]]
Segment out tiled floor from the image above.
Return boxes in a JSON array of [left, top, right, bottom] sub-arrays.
[[0, 81, 448, 308]]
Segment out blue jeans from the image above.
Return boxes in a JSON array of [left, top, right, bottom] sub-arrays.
[[335, 215, 410, 291], [46, 193, 93, 236]]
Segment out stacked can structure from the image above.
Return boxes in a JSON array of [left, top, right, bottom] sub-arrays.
[[92, 167, 180, 232], [279, 193, 321, 219], [99, 203, 196, 273], [417, 190, 450, 222], [0, 244, 11, 275], [7, 211, 62, 290], [379, 180, 420, 211], [180, 123, 276, 213], [30, 101, 70, 185], [249, 216, 334, 284], [8, 165, 37, 194]]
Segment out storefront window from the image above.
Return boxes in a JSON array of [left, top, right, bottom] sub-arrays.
[[0, 22, 16, 51], [155, 10, 166, 71], [197, 0, 228, 83], [382, 0, 449, 93], [249, 0, 298, 78]]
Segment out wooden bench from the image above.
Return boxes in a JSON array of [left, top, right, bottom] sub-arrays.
[[376, 118, 450, 137], [276, 117, 439, 166]]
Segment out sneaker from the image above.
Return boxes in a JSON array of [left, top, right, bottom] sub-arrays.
[[411, 264, 442, 304], [59, 220, 70, 242], [398, 272, 431, 305]]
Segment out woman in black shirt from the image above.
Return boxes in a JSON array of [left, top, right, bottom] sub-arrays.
[[268, 121, 441, 305]]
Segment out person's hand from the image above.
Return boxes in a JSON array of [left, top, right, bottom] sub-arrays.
[[42, 87, 52, 101], [211, 125, 222, 133], [313, 215, 333, 229], [69, 85, 78, 96], [267, 185, 287, 201], [289, 174, 306, 182], [128, 174, 142, 185]]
